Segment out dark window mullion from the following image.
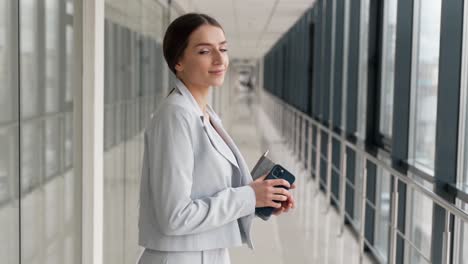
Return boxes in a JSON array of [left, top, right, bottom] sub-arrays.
[[432, 0, 464, 263], [392, 0, 415, 262]]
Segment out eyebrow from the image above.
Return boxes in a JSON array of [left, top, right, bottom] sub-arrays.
[[194, 41, 227, 47]]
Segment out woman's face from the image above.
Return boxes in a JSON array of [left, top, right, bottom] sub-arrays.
[[175, 24, 229, 89]]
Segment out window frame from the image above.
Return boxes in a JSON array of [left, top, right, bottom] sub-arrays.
[[407, 0, 443, 176], [454, 0, 468, 262], [457, 0, 468, 192], [373, 0, 399, 152]]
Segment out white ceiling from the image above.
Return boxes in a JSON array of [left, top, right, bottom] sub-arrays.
[[173, 0, 316, 60]]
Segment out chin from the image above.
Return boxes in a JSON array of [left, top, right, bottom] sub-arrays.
[[210, 77, 225, 87]]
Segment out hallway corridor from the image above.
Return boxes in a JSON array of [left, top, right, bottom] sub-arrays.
[[225, 91, 374, 264]]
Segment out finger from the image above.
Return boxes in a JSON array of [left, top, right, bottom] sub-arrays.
[[286, 196, 295, 208], [269, 201, 282, 208], [266, 179, 290, 188], [272, 195, 288, 202], [272, 187, 291, 197], [290, 183, 297, 189]]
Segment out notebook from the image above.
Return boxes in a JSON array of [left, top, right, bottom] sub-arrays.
[[250, 150, 276, 180]]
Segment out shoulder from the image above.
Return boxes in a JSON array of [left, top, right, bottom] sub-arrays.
[[146, 96, 199, 133]]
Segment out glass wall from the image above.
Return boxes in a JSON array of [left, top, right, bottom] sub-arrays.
[[374, 168, 391, 261], [409, 0, 442, 174], [0, 0, 81, 263], [19, 0, 81, 263], [356, 0, 369, 140], [404, 178, 433, 264], [378, 0, 398, 139], [458, 3, 468, 261], [456, 202, 468, 264], [0, 1, 19, 263], [103, 1, 170, 263]]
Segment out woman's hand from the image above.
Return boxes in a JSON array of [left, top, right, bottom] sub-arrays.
[[249, 173, 293, 209], [272, 183, 296, 216]]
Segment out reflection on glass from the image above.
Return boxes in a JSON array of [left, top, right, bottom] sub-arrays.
[[0, 1, 20, 263], [20, 0, 41, 118], [0, 126, 19, 264], [103, 1, 167, 262], [65, 25, 74, 106], [45, 0, 60, 113], [64, 113, 73, 168], [409, 0, 442, 174], [406, 177, 433, 263], [464, 83, 468, 188], [353, 154, 363, 227], [44, 179, 60, 241], [45, 117, 60, 179], [0, 129, 13, 201], [21, 190, 43, 262], [21, 121, 43, 192], [458, 203, 468, 263], [356, 0, 370, 140], [379, 0, 398, 138], [0, 0, 17, 123], [19, 0, 81, 263], [374, 168, 391, 260]]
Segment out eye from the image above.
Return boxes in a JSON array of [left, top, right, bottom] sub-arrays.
[[198, 50, 209, 54], [220, 48, 228, 52]]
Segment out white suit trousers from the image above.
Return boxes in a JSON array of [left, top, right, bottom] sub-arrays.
[[137, 248, 231, 264]]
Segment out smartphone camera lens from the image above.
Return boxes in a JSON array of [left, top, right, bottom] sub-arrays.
[[271, 168, 279, 177]]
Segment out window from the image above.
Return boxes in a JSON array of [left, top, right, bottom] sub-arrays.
[[408, 0, 442, 174], [457, 3, 468, 262], [103, 2, 167, 263], [356, 0, 370, 140], [404, 177, 433, 264], [20, 0, 41, 118], [45, 0, 60, 113], [378, 0, 398, 140], [374, 167, 391, 261], [455, 202, 468, 264], [460, 0, 468, 192], [18, 0, 81, 263]]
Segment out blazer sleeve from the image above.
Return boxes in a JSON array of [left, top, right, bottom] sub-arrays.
[[146, 105, 256, 236]]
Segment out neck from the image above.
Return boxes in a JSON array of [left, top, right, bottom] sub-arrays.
[[179, 77, 210, 113]]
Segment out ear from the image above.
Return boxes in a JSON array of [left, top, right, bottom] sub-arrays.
[[175, 62, 183, 73]]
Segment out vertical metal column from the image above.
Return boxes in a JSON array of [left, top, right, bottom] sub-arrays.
[[389, 176, 399, 264], [326, 131, 333, 211], [289, 109, 293, 149], [307, 120, 313, 178], [301, 117, 307, 165], [359, 158, 368, 264], [315, 126, 322, 195], [295, 113, 301, 160], [442, 211, 452, 264], [339, 150, 347, 235]]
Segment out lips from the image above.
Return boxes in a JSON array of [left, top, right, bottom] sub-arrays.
[[209, 69, 225, 74]]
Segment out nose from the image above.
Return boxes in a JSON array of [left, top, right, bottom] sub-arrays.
[[212, 49, 224, 65]]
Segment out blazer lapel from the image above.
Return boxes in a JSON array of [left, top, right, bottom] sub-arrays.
[[202, 119, 239, 169], [208, 116, 253, 186], [171, 78, 252, 184]]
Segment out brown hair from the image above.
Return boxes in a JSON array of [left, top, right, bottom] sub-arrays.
[[163, 13, 223, 75]]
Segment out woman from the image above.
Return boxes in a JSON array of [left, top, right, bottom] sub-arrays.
[[138, 13, 296, 264]]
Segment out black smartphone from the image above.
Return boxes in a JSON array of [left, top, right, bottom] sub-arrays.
[[255, 164, 296, 220]]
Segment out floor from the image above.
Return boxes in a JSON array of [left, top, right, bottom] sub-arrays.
[[226, 91, 375, 264]]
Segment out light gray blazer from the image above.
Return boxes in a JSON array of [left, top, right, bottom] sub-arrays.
[[138, 78, 256, 252]]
